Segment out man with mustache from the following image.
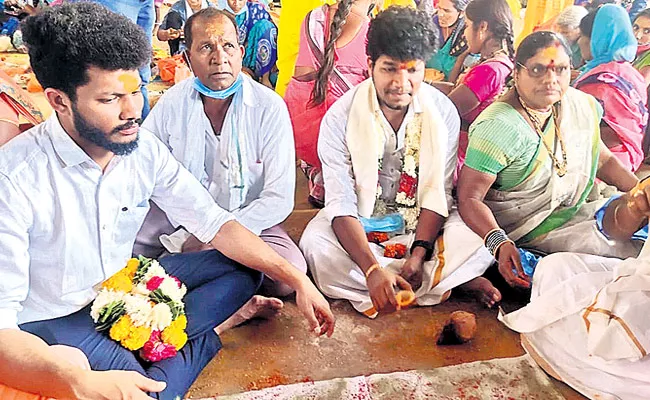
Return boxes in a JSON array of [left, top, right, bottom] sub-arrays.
[[300, 6, 501, 317], [0, 4, 334, 400], [136, 8, 306, 316]]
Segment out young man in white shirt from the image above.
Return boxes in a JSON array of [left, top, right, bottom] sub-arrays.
[[299, 6, 501, 318], [0, 4, 334, 400], [136, 8, 306, 301]]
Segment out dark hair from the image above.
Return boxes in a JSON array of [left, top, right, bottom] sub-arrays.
[[311, 0, 355, 106], [465, 0, 515, 59], [586, 0, 615, 12], [185, 8, 239, 49], [366, 6, 437, 64], [450, 0, 470, 12], [634, 7, 650, 23], [579, 9, 598, 38], [21, 2, 150, 101], [515, 31, 573, 68]]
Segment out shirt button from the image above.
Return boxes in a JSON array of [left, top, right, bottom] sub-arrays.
[[102, 225, 107, 231]]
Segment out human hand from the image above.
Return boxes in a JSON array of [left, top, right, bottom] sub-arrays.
[[71, 369, 165, 400], [497, 242, 530, 288], [295, 280, 335, 337], [181, 234, 213, 253], [400, 256, 424, 291], [168, 29, 181, 40], [366, 267, 412, 312], [627, 179, 650, 217]]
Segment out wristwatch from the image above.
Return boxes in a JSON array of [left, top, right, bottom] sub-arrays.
[[410, 240, 434, 261]]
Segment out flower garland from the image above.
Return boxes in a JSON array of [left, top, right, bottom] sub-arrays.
[[90, 256, 188, 362], [373, 112, 423, 233]]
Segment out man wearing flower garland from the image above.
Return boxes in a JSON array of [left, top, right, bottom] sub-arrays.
[[300, 6, 502, 318], [0, 3, 334, 400], [135, 8, 307, 305]]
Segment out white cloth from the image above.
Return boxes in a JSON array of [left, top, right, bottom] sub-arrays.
[[318, 82, 460, 223], [499, 249, 650, 399], [141, 75, 295, 235], [185, 0, 209, 18], [346, 79, 450, 219], [0, 116, 234, 330]]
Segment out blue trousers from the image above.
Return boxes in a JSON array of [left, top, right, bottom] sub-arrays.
[[21, 250, 262, 400], [92, 0, 154, 118]]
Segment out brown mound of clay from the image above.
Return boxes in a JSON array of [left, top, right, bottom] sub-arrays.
[[436, 311, 477, 345]]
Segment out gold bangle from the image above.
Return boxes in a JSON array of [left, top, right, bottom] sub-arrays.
[[364, 264, 382, 279]]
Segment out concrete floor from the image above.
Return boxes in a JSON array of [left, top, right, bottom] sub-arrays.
[[186, 171, 586, 400]]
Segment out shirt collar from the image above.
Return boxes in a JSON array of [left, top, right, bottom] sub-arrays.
[[48, 115, 94, 168]]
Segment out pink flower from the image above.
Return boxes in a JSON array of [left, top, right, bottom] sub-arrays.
[[140, 331, 178, 362], [146, 276, 165, 291], [171, 276, 182, 288]]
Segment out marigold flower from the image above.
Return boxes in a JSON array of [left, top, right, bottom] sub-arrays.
[[384, 243, 407, 259], [161, 326, 188, 350], [367, 232, 389, 243], [170, 314, 187, 330], [121, 325, 152, 351], [102, 272, 133, 293], [109, 315, 134, 342], [125, 258, 140, 278]]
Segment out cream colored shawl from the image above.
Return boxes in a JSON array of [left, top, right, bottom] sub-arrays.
[[346, 79, 449, 219]]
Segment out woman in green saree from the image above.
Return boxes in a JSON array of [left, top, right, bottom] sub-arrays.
[[457, 31, 640, 288]]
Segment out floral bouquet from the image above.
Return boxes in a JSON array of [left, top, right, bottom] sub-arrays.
[[91, 256, 188, 362]]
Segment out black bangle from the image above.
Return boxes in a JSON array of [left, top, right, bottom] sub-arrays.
[[410, 240, 434, 261]]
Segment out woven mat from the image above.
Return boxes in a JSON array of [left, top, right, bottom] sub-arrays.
[[206, 355, 564, 400]]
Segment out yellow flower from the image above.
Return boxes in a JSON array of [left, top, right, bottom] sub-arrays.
[[109, 315, 133, 342], [162, 326, 188, 350], [102, 272, 133, 292], [121, 325, 151, 351], [125, 258, 140, 278], [170, 315, 187, 331]]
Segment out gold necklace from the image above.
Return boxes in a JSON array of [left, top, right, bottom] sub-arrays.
[[519, 97, 568, 177]]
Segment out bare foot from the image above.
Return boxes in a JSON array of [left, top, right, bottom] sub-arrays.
[[458, 277, 501, 308], [215, 295, 284, 335]]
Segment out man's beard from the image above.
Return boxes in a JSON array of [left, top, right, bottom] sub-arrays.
[[72, 104, 141, 156]]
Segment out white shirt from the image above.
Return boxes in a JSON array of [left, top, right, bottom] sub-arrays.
[[318, 82, 460, 222], [142, 75, 295, 235], [0, 116, 234, 330]]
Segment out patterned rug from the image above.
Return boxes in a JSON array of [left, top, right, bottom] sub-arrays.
[[206, 355, 565, 400]]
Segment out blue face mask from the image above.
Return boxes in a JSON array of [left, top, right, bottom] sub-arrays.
[[192, 74, 243, 99], [359, 213, 405, 234]]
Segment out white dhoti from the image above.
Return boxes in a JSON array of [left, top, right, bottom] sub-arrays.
[[300, 209, 493, 318], [500, 250, 650, 400]]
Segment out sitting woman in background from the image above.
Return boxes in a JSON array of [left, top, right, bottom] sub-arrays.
[[0, 69, 43, 146], [219, 0, 278, 88], [425, 0, 469, 82], [435, 0, 514, 174], [457, 31, 640, 289], [284, 0, 373, 207], [157, 0, 214, 55], [553, 5, 588, 69], [575, 4, 647, 172], [632, 8, 650, 83]]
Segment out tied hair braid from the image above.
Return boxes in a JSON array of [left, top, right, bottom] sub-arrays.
[[310, 0, 354, 106]]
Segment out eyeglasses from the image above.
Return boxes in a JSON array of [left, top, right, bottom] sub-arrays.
[[517, 62, 571, 78]]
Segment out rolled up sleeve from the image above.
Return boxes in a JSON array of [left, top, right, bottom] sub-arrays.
[[318, 102, 359, 223], [0, 174, 31, 330], [149, 136, 235, 244]]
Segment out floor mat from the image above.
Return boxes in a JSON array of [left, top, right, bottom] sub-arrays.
[[204, 355, 565, 400]]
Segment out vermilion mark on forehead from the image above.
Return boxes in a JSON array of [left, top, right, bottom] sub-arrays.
[[399, 60, 418, 70]]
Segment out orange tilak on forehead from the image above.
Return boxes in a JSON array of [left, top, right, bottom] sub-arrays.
[[540, 46, 560, 64], [118, 73, 139, 93], [399, 60, 419, 70], [205, 23, 226, 38]]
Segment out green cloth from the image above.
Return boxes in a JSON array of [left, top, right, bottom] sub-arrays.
[[570, 41, 583, 68], [634, 48, 650, 70], [464, 102, 554, 191], [426, 38, 457, 80]]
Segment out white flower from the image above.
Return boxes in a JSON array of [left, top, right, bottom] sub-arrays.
[[403, 155, 417, 177], [132, 283, 151, 296], [399, 207, 420, 232], [123, 294, 153, 327], [376, 184, 383, 199], [158, 277, 185, 302], [396, 191, 407, 204], [150, 303, 173, 331], [143, 261, 166, 282], [90, 290, 125, 322]]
